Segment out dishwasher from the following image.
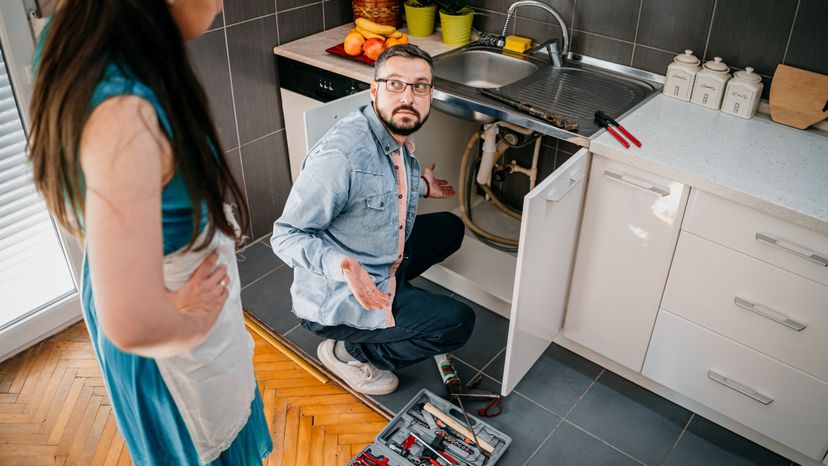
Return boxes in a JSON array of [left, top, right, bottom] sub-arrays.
[[277, 56, 370, 182]]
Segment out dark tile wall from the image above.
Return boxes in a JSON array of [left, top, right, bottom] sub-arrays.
[[190, 0, 826, 235], [187, 0, 353, 240]]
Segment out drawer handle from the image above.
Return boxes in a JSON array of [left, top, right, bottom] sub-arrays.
[[733, 297, 807, 332], [755, 233, 828, 268], [603, 170, 670, 197], [708, 370, 773, 405]]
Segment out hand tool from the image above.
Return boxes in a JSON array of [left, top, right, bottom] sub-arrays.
[[478, 88, 580, 130], [356, 449, 390, 466], [434, 355, 502, 418], [594, 111, 642, 148], [423, 403, 495, 455], [436, 430, 474, 455], [410, 433, 463, 465]]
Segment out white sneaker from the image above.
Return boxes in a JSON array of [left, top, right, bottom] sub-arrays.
[[317, 339, 399, 395]]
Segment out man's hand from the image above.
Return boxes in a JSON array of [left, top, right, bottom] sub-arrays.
[[422, 163, 455, 198], [340, 257, 391, 311]]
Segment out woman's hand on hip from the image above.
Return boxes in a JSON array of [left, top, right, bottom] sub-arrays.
[[168, 251, 229, 328]]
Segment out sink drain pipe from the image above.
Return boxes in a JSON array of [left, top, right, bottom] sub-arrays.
[[458, 122, 542, 248]]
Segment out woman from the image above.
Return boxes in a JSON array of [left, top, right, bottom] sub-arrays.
[[27, 1, 272, 464]]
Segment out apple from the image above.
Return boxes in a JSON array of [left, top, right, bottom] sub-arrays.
[[363, 38, 387, 61]]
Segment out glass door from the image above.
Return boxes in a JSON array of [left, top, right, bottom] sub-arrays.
[[0, 0, 82, 361]]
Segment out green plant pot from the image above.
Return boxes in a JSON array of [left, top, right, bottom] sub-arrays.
[[404, 3, 437, 37], [439, 7, 474, 46]]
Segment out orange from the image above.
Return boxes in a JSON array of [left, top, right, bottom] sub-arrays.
[[385, 34, 409, 47], [344, 32, 365, 56]]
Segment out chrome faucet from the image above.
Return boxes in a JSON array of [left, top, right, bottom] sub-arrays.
[[497, 0, 570, 66]]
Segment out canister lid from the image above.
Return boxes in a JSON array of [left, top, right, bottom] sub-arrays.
[[674, 50, 700, 65], [703, 57, 729, 72], [733, 66, 762, 82]]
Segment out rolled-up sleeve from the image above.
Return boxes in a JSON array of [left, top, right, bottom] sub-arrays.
[[271, 150, 350, 282]]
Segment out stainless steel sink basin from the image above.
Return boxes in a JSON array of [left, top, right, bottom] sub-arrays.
[[433, 49, 538, 89], [431, 44, 663, 146]]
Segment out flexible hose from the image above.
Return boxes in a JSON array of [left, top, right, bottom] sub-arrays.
[[459, 131, 520, 247]]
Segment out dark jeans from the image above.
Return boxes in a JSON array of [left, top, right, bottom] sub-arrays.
[[300, 212, 476, 371]]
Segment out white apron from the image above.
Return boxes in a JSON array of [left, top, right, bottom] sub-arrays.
[[156, 204, 256, 464]]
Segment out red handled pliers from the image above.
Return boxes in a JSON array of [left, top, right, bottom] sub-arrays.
[[595, 111, 642, 148]]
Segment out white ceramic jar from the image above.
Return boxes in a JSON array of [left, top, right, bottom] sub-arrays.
[[663, 50, 701, 101], [691, 57, 731, 109], [720, 67, 764, 119]]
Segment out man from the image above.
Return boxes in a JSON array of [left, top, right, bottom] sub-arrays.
[[271, 45, 475, 395]]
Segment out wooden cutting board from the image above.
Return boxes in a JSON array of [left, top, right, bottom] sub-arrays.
[[769, 64, 828, 129]]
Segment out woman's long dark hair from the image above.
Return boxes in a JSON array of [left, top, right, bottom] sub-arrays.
[[28, 0, 248, 251]]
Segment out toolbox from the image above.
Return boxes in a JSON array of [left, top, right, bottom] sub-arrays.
[[347, 389, 512, 466]]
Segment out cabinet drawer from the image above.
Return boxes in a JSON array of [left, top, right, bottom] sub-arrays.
[[683, 190, 828, 287], [663, 232, 828, 382], [643, 310, 828, 459]]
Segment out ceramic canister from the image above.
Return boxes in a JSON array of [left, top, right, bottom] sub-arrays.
[[721, 67, 764, 119], [663, 50, 701, 101], [691, 57, 732, 109]]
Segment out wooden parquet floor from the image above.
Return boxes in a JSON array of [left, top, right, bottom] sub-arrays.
[[0, 320, 387, 466]]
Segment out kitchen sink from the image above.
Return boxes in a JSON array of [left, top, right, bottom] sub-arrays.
[[431, 44, 663, 145], [433, 48, 539, 89]]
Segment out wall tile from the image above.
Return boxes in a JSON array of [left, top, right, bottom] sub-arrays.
[[324, 0, 354, 29], [278, 0, 321, 13], [513, 17, 564, 46], [223, 148, 254, 238], [570, 30, 633, 66], [573, 0, 641, 42], [469, 0, 509, 16], [278, 3, 325, 44], [636, 0, 714, 54], [632, 45, 674, 75], [705, 0, 797, 76], [784, 0, 828, 76], [188, 30, 239, 150], [226, 15, 283, 145], [241, 131, 293, 239], [473, 10, 510, 35], [514, 0, 574, 26], [208, 11, 224, 31], [224, 0, 276, 25]]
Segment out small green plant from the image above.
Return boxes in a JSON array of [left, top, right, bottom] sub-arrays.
[[406, 0, 436, 7], [437, 0, 471, 15]]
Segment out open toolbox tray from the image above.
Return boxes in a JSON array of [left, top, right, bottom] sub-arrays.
[[348, 389, 511, 466]]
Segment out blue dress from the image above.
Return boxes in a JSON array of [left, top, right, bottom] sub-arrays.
[[77, 64, 273, 465]]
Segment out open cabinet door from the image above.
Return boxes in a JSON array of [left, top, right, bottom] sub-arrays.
[[501, 149, 589, 395], [304, 90, 371, 150]]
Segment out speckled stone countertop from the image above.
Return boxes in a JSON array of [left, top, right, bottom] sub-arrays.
[[273, 24, 459, 84], [590, 94, 828, 235]]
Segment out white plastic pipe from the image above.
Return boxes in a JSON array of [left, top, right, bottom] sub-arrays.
[[476, 123, 499, 186]]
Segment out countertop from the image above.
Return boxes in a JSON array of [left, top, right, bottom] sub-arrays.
[[273, 24, 459, 84], [590, 94, 828, 235]]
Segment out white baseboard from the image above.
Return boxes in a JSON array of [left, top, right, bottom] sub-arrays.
[[0, 294, 83, 362]]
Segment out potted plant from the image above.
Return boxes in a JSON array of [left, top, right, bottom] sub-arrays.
[[404, 0, 437, 37], [437, 0, 473, 45]]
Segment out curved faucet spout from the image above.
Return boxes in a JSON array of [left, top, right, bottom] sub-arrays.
[[498, 0, 569, 60]]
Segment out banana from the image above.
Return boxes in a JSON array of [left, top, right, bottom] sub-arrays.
[[355, 17, 397, 36], [355, 25, 385, 40], [385, 30, 404, 38]]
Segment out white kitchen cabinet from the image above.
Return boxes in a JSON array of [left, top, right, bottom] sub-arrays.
[[643, 309, 828, 460], [563, 155, 688, 372], [502, 149, 589, 396]]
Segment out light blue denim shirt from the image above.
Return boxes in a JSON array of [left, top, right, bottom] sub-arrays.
[[271, 105, 428, 330]]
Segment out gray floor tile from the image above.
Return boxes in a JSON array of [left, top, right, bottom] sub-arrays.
[[665, 416, 791, 466], [241, 265, 296, 333], [369, 357, 480, 413], [282, 324, 324, 361], [471, 375, 562, 465], [567, 371, 691, 465], [513, 343, 603, 416], [236, 242, 284, 287], [482, 350, 505, 382], [528, 422, 641, 466], [450, 295, 509, 371]]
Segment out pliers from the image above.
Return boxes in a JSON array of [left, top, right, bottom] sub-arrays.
[[595, 110, 642, 148]]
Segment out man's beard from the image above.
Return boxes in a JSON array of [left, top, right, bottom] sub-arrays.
[[379, 104, 429, 136]]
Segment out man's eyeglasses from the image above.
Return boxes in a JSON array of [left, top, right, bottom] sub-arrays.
[[376, 78, 433, 96]]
